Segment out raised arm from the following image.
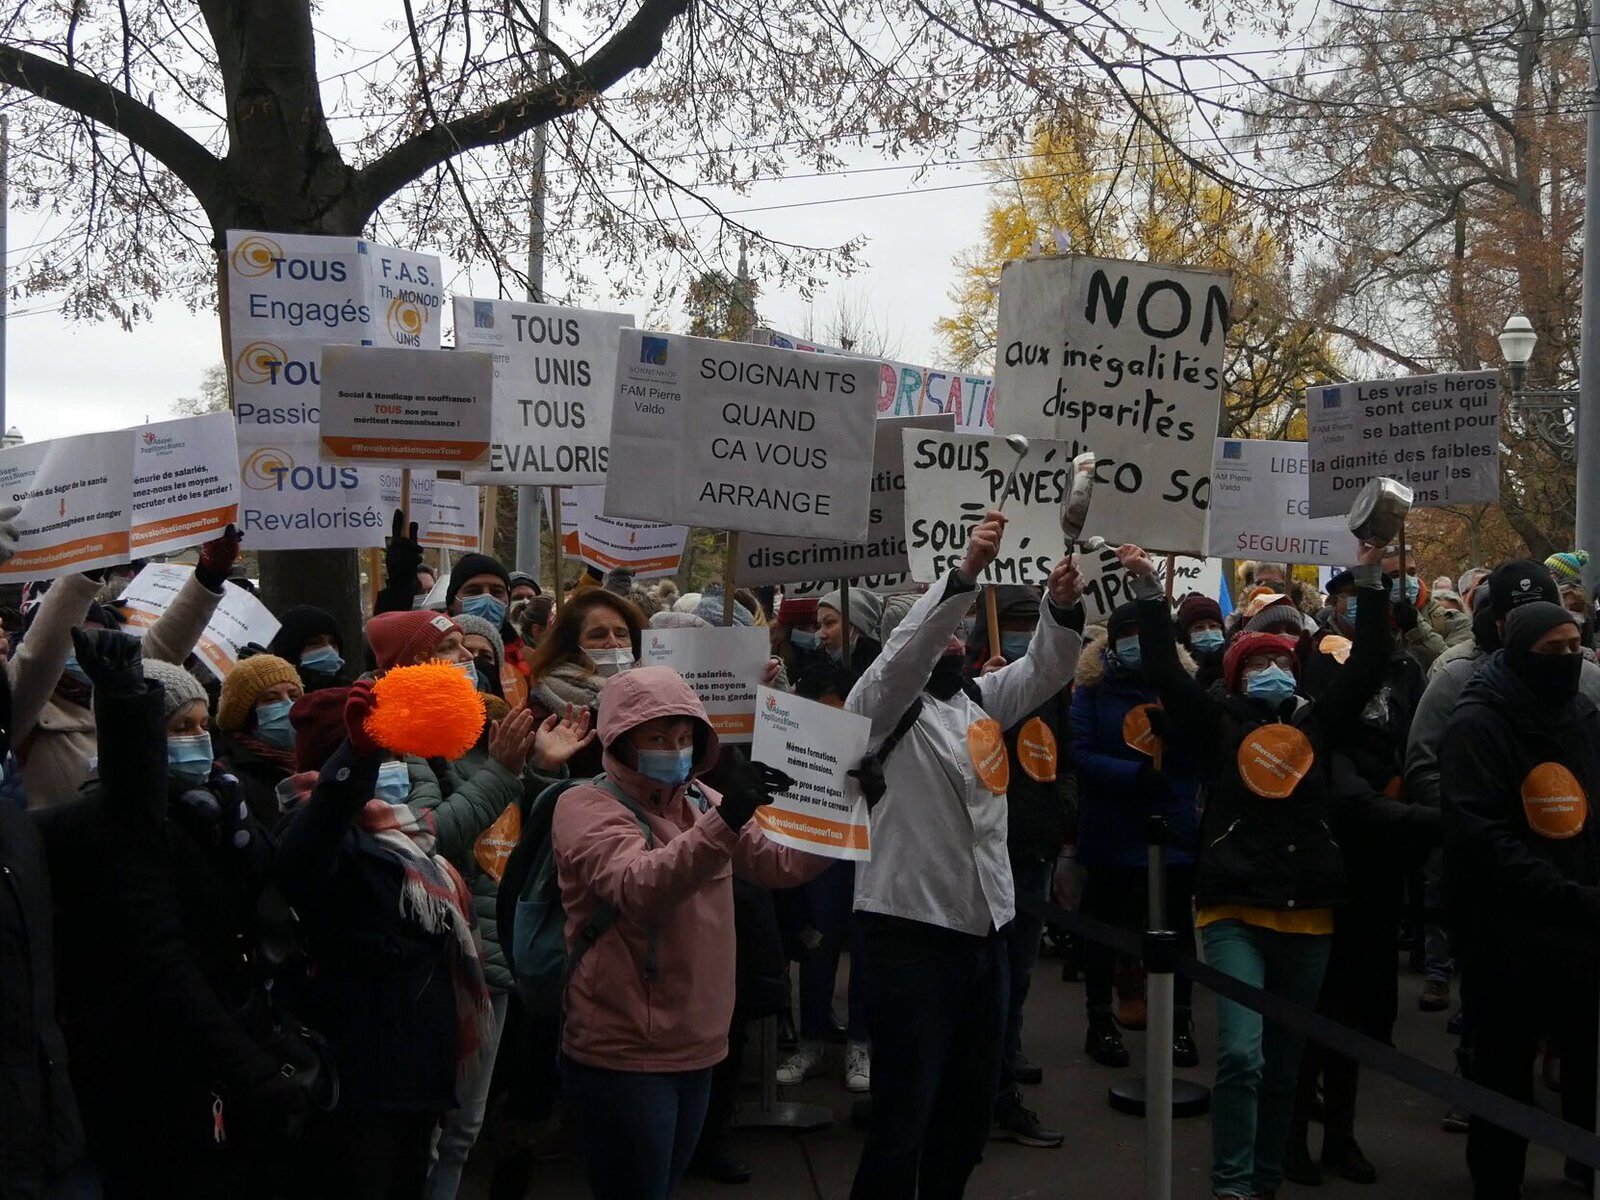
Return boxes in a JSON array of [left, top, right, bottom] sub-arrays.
[[374, 510, 425, 615], [1315, 554, 1393, 733], [8, 573, 98, 742], [142, 528, 241, 665], [274, 686, 383, 900], [1119, 546, 1218, 747]]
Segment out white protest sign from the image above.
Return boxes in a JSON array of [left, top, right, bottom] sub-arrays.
[[120, 563, 282, 680], [557, 487, 686, 579], [453, 297, 634, 485], [994, 255, 1229, 553], [320, 346, 492, 468], [606, 330, 877, 540], [733, 414, 954, 587], [901, 430, 1081, 586], [640, 626, 769, 742], [1071, 544, 1223, 624], [238, 435, 390, 550], [1305, 371, 1501, 516], [750, 686, 872, 861], [378, 470, 480, 551], [781, 574, 920, 599], [0, 414, 241, 580], [1206, 439, 1363, 566]]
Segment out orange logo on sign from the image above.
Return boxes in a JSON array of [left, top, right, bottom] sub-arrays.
[[1237, 723, 1316, 800], [474, 802, 522, 883], [1018, 717, 1058, 782], [1521, 762, 1588, 840], [968, 717, 1010, 794], [1123, 704, 1163, 759], [230, 234, 284, 277]]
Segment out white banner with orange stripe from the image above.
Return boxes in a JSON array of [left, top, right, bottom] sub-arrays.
[[557, 486, 686, 580], [641, 625, 769, 744], [750, 686, 872, 861], [0, 412, 239, 580], [120, 563, 281, 680]]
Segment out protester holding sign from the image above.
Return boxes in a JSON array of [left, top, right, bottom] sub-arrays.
[[1118, 539, 1390, 1200], [847, 510, 1085, 1194]]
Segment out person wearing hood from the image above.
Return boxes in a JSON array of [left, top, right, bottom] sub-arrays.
[[1176, 594, 1228, 689], [551, 666, 827, 1199], [524, 589, 646, 779], [1119, 539, 1390, 1200], [817, 586, 884, 685], [455, 612, 507, 700], [848, 512, 1085, 1193], [214, 653, 305, 829], [1441, 602, 1600, 1199], [268, 604, 348, 692], [37, 631, 302, 1195], [1070, 601, 1203, 1072]]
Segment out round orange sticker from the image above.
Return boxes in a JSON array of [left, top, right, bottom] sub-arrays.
[[1018, 717, 1058, 783], [1237, 724, 1316, 799], [1318, 635, 1352, 665], [1122, 704, 1162, 759], [1521, 762, 1588, 840], [500, 662, 529, 709], [968, 717, 1010, 794]]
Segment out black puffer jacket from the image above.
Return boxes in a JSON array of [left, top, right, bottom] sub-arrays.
[[1004, 685, 1077, 863], [1442, 653, 1600, 981], [1135, 570, 1391, 913]]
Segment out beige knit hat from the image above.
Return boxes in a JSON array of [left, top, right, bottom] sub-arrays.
[[217, 654, 302, 732]]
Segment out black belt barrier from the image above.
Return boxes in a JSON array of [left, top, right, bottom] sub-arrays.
[[1019, 893, 1600, 1172]]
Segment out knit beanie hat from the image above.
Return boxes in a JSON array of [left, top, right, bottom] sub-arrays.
[[776, 596, 819, 626], [291, 688, 350, 773], [142, 659, 208, 723], [650, 610, 710, 629], [453, 613, 505, 671], [1245, 595, 1305, 635], [1176, 594, 1224, 634], [1458, 567, 1491, 598], [994, 585, 1041, 622], [446, 552, 511, 609], [1505, 600, 1579, 654], [1546, 551, 1590, 584], [366, 611, 462, 671], [819, 588, 884, 641], [508, 571, 541, 596], [217, 654, 302, 732], [695, 594, 754, 626], [267, 604, 342, 664], [1223, 631, 1300, 693], [878, 592, 919, 644], [1106, 601, 1141, 641]]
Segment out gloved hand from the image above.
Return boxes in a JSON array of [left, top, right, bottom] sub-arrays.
[[343, 680, 385, 760], [715, 748, 795, 832], [195, 525, 244, 590], [1136, 762, 1174, 804], [0, 503, 20, 569], [1144, 706, 1171, 742], [848, 756, 887, 809], [384, 509, 424, 593], [70, 627, 144, 697], [1393, 596, 1419, 631]]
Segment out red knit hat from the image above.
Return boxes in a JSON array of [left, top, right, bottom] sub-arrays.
[[1223, 632, 1299, 693], [1176, 594, 1224, 633], [777, 596, 819, 626], [366, 611, 462, 671], [291, 687, 351, 773]]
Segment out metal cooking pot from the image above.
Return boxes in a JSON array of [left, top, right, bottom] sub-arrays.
[[1347, 477, 1413, 545], [1060, 451, 1097, 546]]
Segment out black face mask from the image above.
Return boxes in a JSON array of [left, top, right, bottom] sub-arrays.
[[926, 654, 968, 701], [1508, 647, 1583, 701]]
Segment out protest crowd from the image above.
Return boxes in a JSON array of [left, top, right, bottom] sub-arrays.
[[4, 486, 1598, 1200]]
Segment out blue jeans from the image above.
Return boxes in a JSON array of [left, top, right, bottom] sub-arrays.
[[426, 991, 509, 1200], [1000, 853, 1051, 1099], [560, 1056, 713, 1200], [852, 914, 1008, 1200], [1423, 848, 1454, 983], [1202, 920, 1332, 1198], [798, 860, 869, 1042]]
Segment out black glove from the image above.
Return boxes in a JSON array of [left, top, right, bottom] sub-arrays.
[[195, 525, 244, 590], [1135, 762, 1174, 804], [1393, 596, 1419, 631], [715, 748, 795, 832], [848, 756, 887, 809], [384, 509, 424, 592], [70, 627, 144, 697], [1144, 706, 1171, 741]]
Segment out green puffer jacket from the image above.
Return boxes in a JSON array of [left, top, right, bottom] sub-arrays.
[[404, 750, 531, 994]]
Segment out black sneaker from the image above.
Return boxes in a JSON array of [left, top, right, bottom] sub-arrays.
[[991, 1102, 1064, 1148], [1281, 1139, 1323, 1187], [1442, 1105, 1469, 1134], [1173, 1018, 1199, 1068], [1085, 1015, 1130, 1068], [1323, 1137, 1377, 1185], [1012, 1054, 1044, 1086]]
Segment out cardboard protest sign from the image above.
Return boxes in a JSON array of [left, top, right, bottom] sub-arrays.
[[750, 686, 872, 860], [378, 470, 480, 551], [1207, 439, 1363, 566], [780, 573, 920, 599], [758, 327, 996, 433], [120, 563, 281, 680], [238, 439, 390, 550], [453, 298, 634, 486], [1070, 543, 1221, 623], [556, 487, 686, 579], [605, 330, 877, 540], [733, 414, 953, 587], [1305, 371, 1501, 516], [320, 346, 492, 467], [0, 414, 240, 580], [994, 255, 1230, 554], [640, 626, 769, 742]]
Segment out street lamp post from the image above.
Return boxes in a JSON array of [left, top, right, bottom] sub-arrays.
[[1497, 313, 1577, 460]]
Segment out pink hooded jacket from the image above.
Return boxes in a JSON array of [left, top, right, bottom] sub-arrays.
[[551, 666, 825, 1072]]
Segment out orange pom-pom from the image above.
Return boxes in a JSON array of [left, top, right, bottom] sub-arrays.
[[365, 662, 487, 761]]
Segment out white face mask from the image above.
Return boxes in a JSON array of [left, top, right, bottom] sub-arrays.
[[586, 647, 636, 678]]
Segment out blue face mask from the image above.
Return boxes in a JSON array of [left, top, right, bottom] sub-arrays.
[[638, 747, 694, 786], [460, 593, 507, 627], [167, 733, 214, 790], [789, 629, 819, 652], [1342, 597, 1358, 626], [376, 760, 411, 805], [1245, 664, 1297, 706], [1389, 576, 1420, 605], [1114, 635, 1142, 671], [300, 645, 344, 676], [62, 654, 92, 687], [255, 699, 295, 749], [1191, 629, 1225, 654], [1000, 632, 1032, 661]]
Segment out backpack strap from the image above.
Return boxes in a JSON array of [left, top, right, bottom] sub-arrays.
[[873, 696, 925, 764], [578, 775, 664, 983]]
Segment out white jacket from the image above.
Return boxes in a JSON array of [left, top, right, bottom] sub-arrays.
[[847, 573, 1083, 935]]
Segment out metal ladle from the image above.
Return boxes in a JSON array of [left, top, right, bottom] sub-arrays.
[[983, 434, 1032, 656]]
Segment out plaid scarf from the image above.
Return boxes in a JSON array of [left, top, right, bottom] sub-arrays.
[[353, 798, 494, 1087]]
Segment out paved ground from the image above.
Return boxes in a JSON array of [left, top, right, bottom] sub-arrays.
[[465, 948, 1581, 1198]]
